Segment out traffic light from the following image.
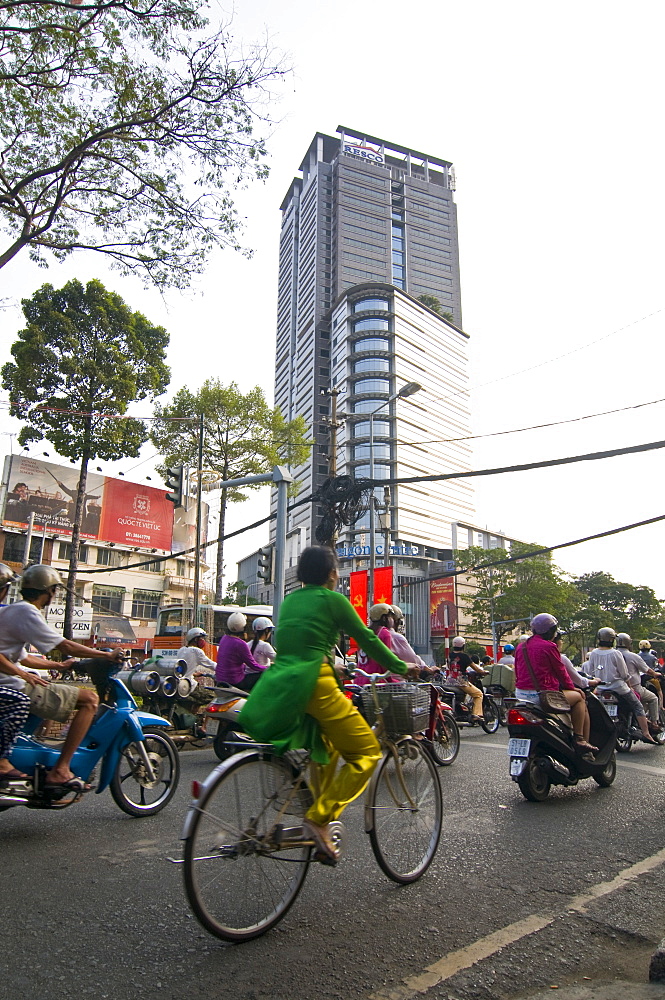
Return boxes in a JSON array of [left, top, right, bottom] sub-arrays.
[[164, 464, 184, 507], [257, 545, 274, 583]]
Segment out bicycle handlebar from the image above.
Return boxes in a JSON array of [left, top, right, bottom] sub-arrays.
[[352, 668, 393, 680]]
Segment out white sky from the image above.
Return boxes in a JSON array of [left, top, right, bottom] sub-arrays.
[[1, 0, 664, 598]]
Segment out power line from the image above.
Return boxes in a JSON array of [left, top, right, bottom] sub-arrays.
[[377, 437, 665, 488], [395, 396, 665, 447]]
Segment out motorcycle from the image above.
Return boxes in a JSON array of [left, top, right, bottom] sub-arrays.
[[133, 655, 217, 751], [507, 690, 617, 801], [437, 676, 501, 733], [1, 658, 180, 816], [595, 686, 665, 752], [203, 682, 254, 761]]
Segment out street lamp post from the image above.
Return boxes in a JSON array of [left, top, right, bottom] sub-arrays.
[[368, 381, 421, 606]]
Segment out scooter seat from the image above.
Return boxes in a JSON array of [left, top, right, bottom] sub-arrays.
[[213, 683, 247, 698]]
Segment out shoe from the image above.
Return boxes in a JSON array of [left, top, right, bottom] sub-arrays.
[[573, 736, 598, 754], [471, 715, 485, 724], [641, 734, 660, 746], [302, 819, 339, 866]]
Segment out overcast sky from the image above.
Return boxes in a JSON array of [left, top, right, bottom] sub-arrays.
[[1, 0, 664, 599]]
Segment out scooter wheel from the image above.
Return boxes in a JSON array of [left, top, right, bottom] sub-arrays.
[[213, 724, 233, 762], [592, 754, 617, 787], [517, 757, 551, 801]]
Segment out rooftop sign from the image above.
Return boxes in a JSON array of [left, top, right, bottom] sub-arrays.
[[342, 139, 384, 165]]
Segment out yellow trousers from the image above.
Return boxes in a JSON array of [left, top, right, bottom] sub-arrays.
[[459, 681, 483, 717], [305, 664, 382, 826]]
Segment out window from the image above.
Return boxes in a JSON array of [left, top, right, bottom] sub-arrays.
[[352, 463, 391, 479], [353, 298, 389, 313], [353, 398, 389, 414], [353, 317, 389, 333], [142, 558, 165, 572], [353, 442, 391, 461], [131, 589, 161, 619], [353, 419, 391, 438], [353, 337, 390, 353], [353, 378, 390, 395], [176, 559, 186, 576], [95, 546, 123, 567], [3, 533, 41, 563], [353, 357, 390, 374], [58, 541, 89, 563], [92, 585, 125, 614]]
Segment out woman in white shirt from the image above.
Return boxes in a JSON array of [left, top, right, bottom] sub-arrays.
[[247, 617, 276, 670]]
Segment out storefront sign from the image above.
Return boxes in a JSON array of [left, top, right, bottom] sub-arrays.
[[342, 140, 384, 165], [45, 604, 92, 636]]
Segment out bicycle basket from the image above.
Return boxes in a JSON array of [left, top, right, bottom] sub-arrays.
[[358, 683, 430, 738]]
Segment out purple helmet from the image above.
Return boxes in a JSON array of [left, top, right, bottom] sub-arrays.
[[530, 613, 558, 635]]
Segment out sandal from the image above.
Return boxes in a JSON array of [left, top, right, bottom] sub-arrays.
[[0, 767, 28, 782], [302, 819, 339, 866], [573, 735, 598, 754]]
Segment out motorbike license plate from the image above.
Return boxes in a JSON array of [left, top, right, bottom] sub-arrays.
[[605, 703, 618, 717], [206, 719, 219, 735], [507, 737, 531, 757], [510, 758, 527, 776]]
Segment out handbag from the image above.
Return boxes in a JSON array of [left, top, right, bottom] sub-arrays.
[[521, 642, 571, 713]]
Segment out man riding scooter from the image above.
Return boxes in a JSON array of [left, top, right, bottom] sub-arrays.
[[0, 564, 124, 789]]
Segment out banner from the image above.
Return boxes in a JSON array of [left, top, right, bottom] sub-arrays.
[[430, 577, 457, 636], [349, 570, 368, 624], [2, 455, 174, 550], [372, 565, 393, 606]]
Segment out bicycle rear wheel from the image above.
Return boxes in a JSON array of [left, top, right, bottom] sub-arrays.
[[366, 740, 442, 883], [426, 713, 460, 766], [183, 752, 312, 942]]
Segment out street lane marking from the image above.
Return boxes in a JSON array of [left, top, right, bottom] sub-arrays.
[[367, 846, 665, 1000]]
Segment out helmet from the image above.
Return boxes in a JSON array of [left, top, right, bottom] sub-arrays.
[[616, 632, 632, 649], [452, 636, 465, 648], [503, 643, 515, 652], [530, 613, 558, 635], [227, 612, 247, 632], [517, 633, 529, 644], [252, 616, 274, 632], [369, 603, 393, 622], [639, 640, 651, 650], [21, 564, 63, 592], [391, 605, 404, 623], [186, 627, 207, 643], [597, 627, 617, 645], [0, 563, 18, 588]]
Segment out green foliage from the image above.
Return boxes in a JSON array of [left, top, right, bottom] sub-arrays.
[[464, 641, 489, 659], [574, 571, 665, 642], [224, 580, 260, 606], [416, 294, 454, 323], [150, 379, 311, 600], [0, 1, 287, 286], [2, 278, 170, 457]]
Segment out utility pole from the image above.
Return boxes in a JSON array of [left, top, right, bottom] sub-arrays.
[[192, 412, 204, 623], [324, 387, 344, 478]]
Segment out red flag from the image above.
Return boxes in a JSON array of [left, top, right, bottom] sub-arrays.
[[349, 570, 368, 623], [373, 565, 393, 606]]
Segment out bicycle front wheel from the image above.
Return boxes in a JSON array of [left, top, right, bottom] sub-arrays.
[[183, 752, 312, 942], [366, 740, 442, 883]]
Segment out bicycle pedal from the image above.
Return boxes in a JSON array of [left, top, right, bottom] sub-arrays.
[[327, 821, 347, 858]]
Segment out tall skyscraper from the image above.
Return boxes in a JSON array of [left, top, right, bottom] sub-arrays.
[[274, 127, 474, 567]]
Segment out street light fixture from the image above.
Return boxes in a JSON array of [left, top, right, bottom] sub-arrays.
[[368, 381, 422, 605]]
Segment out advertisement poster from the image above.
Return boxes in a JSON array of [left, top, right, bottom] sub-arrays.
[[2, 455, 174, 550], [430, 577, 457, 636]]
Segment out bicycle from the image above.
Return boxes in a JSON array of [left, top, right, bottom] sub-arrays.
[[179, 669, 443, 943], [419, 682, 460, 765]]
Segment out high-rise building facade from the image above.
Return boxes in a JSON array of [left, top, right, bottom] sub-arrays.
[[274, 127, 474, 564]]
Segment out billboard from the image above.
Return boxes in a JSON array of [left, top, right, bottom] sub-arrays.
[[429, 577, 457, 636], [2, 455, 174, 551]]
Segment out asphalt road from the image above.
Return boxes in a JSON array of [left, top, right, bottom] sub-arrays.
[[3, 728, 665, 1000]]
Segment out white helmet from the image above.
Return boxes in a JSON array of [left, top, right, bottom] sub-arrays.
[[369, 603, 393, 622], [21, 564, 63, 592], [227, 612, 247, 632], [391, 604, 404, 622], [252, 616, 273, 632], [639, 639, 651, 650], [452, 636, 465, 648], [186, 627, 207, 643], [597, 627, 617, 646], [616, 632, 631, 649]]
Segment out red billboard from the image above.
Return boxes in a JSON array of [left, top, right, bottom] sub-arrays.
[[2, 455, 174, 550], [430, 577, 457, 636]]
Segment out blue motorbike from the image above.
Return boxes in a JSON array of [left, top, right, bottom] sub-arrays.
[[1, 658, 180, 816]]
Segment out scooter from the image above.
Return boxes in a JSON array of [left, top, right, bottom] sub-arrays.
[[507, 690, 617, 801], [0, 658, 180, 816], [203, 682, 253, 761], [437, 678, 501, 733], [595, 686, 665, 752]]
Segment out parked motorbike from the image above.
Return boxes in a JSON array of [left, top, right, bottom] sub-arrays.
[[595, 686, 665, 752], [1, 658, 180, 816], [437, 680, 500, 733], [507, 690, 617, 801]]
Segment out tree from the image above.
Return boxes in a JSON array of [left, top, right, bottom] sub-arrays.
[[454, 543, 584, 642], [2, 278, 170, 635], [417, 294, 454, 323], [0, 0, 286, 286], [224, 580, 260, 606], [150, 380, 310, 602], [574, 571, 665, 641]]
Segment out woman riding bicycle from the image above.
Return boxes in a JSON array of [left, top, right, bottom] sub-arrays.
[[239, 546, 410, 864]]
